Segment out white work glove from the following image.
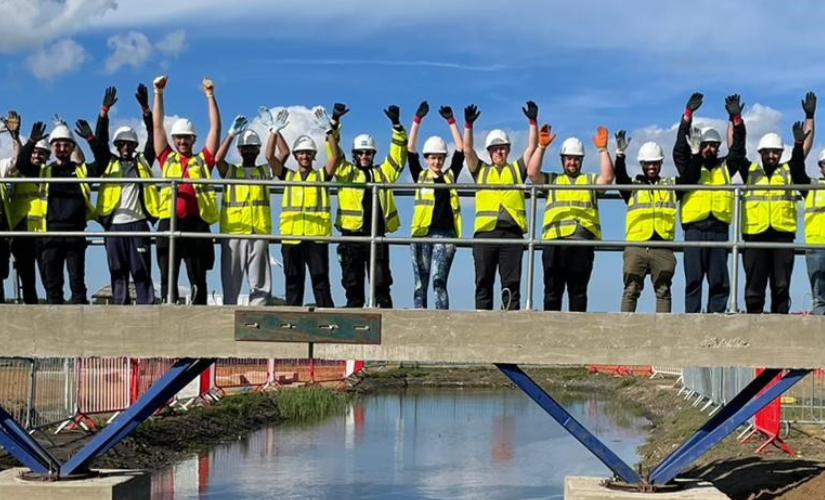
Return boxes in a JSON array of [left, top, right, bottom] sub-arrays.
[[313, 106, 332, 131], [270, 109, 290, 134], [51, 114, 67, 128], [257, 106, 274, 129], [687, 126, 702, 155], [228, 114, 248, 136], [615, 130, 630, 155]]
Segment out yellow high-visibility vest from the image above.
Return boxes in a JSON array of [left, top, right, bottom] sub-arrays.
[[742, 162, 797, 235], [220, 164, 271, 235], [28, 163, 95, 233], [680, 161, 733, 224], [157, 152, 219, 224], [805, 179, 825, 244], [474, 161, 527, 234], [625, 177, 677, 241], [411, 169, 462, 238], [541, 172, 600, 240], [280, 169, 331, 244], [97, 154, 161, 219]]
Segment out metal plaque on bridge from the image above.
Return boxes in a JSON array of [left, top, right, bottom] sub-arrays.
[[235, 311, 381, 344]]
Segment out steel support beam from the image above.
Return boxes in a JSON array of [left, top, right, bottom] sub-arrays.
[[0, 405, 60, 474]]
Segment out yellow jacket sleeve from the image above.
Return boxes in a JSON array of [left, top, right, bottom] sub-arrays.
[[329, 125, 356, 182], [379, 125, 407, 184]]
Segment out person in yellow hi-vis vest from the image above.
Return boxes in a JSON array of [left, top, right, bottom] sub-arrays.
[[268, 105, 343, 308], [16, 119, 102, 304], [0, 109, 42, 304], [81, 85, 159, 305], [406, 101, 464, 310], [527, 123, 614, 312], [329, 103, 407, 308], [790, 148, 825, 315], [727, 118, 812, 314], [615, 131, 701, 312], [463, 101, 538, 310], [214, 109, 289, 306], [152, 75, 221, 305]]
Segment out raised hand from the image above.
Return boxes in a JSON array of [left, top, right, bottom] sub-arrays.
[[685, 92, 703, 116], [257, 106, 274, 128], [415, 101, 429, 121], [153, 75, 168, 92], [725, 94, 744, 120], [202, 78, 214, 97], [592, 125, 609, 150], [102, 86, 118, 111], [439, 106, 454, 122], [331, 102, 349, 122], [793, 121, 811, 143], [615, 130, 631, 154], [464, 104, 480, 124], [75, 119, 94, 141], [271, 109, 290, 134], [228, 115, 248, 136], [314, 106, 332, 130], [539, 124, 557, 147], [29, 121, 47, 143], [687, 126, 702, 155], [135, 83, 150, 110], [802, 91, 817, 119], [1, 110, 21, 137], [384, 105, 401, 126], [522, 100, 538, 121]]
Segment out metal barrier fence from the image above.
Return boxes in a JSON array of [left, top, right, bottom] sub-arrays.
[[3, 176, 824, 311], [779, 370, 825, 425], [680, 366, 756, 412]]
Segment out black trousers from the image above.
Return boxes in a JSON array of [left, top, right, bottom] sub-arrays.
[[10, 220, 39, 304], [106, 220, 154, 305], [683, 226, 730, 313], [337, 233, 392, 308], [0, 216, 9, 303], [39, 236, 87, 304], [473, 229, 523, 310], [742, 246, 794, 314], [157, 217, 214, 305], [542, 244, 594, 312], [282, 242, 334, 308]]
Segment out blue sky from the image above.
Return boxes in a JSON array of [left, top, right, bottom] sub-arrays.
[[1, 0, 824, 311]]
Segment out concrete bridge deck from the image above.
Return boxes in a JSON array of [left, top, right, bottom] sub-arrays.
[[0, 305, 820, 368]]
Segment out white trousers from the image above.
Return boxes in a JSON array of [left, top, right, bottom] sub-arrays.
[[221, 238, 271, 305]]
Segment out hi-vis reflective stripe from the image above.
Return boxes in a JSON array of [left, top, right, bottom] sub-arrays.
[[282, 206, 331, 213], [806, 206, 825, 214], [391, 138, 405, 146], [627, 201, 678, 211], [479, 163, 519, 185], [547, 200, 595, 209], [476, 209, 526, 217], [743, 194, 797, 201], [387, 156, 402, 173], [223, 199, 270, 208], [543, 219, 601, 233], [415, 199, 436, 207], [338, 209, 361, 217]]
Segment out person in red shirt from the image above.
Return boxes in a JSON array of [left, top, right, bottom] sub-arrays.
[[152, 75, 221, 304]]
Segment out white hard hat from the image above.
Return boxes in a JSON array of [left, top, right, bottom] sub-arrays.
[[422, 136, 448, 156], [757, 132, 783, 152], [292, 135, 317, 153], [170, 118, 197, 137], [700, 127, 722, 144], [559, 137, 585, 157], [34, 139, 50, 151], [352, 133, 376, 151], [236, 130, 261, 147], [818, 149, 825, 163], [484, 129, 511, 149], [637, 142, 665, 163], [48, 124, 75, 144], [113, 126, 139, 144]]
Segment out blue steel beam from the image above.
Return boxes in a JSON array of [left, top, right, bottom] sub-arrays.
[[651, 369, 810, 485], [652, 368, 780, 477], [496, 363, 643, 485], [0, 405, 60, 474], [60, 358, 215, 476]]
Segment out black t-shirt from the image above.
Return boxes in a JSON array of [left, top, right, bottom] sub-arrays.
[[47, 163, 87, 231], [409, 150, 465, 234]]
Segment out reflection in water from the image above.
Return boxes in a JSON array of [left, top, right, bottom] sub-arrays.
[[152, 389, 647, 500]]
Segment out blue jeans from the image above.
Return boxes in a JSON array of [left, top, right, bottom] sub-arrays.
[[806, 249, 825, 315], [411, 228, 457, 309]]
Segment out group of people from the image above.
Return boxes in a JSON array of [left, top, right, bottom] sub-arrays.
[[0, 79, 822, 315]]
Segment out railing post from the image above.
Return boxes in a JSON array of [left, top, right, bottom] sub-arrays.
[[525, 185, 538, 311], [26, 358, 36, 430], [166, 181, 179, 305], [730, 186, 741, 313], [367, 184, 380, 309]]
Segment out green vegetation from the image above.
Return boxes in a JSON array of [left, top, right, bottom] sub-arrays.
[[270, 385, 347, 422]]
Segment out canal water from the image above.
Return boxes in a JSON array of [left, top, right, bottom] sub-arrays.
[[151, 389, 648, 499]]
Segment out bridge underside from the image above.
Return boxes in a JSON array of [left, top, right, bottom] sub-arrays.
[[0, 305, 821, 368]]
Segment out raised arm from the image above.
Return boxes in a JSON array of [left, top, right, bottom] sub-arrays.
[[674, 93, 702, 176], [152, 75, 169, 156], [380, 105, 407, 183], [724, 94, 745, 167], [202, 78, 220, 157], [592, 126, 614, 185], [325, 128, 342, 176], [16, 122, 47, 178], [74, 119, 101, 175], [135, 83, 155, 164], [802, 91, 816, 159], [522, 100, 538, 165], [527, 123, 556, 184], [790, 121, 812, 188], [438, 106, 462, 152], [463, 104, 481, 173], [677, 126, 704, 185], [408, 101, 428, 153], [215, 114, 248, 176], [1, 111, 22, 174], [92, 86, 117, 169]]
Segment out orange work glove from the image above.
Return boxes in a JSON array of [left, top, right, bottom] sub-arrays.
[[592, 125, 608, 151], [539, 123, 557, 148]]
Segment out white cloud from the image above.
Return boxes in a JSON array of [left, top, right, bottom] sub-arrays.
[[26, 38, 87, 80], [155, 30, 187, 57], [104, 31, 152, 74], [0, 0, 116, 52]]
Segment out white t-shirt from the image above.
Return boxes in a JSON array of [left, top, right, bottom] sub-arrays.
[[111, 159, 146, 224]]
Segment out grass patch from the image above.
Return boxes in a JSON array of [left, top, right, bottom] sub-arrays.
[[271, 385, 347, 422]]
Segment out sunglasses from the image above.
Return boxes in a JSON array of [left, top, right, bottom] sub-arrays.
[[354, 150, 374, 157]]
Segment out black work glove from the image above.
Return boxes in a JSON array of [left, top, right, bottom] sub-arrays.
[[793, 121, 811, 143], [439, 106, 454, 122], [384, 105, 401, 126], [802, 91, 817, 119], [522, 100, 538, 121], [332, 103, 349, 122], [102, 86, 118, 111], [415, 101, 429, 120], [29, 122, 46, 143], [75, 119, 94, 141], [684, 92, 703, 116], [725, 94, 744, 121], [464, 104, 480, 125], [135, 83, 149, 111]]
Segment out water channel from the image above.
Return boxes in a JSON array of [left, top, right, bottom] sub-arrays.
[[150, 388, 648, 499]]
